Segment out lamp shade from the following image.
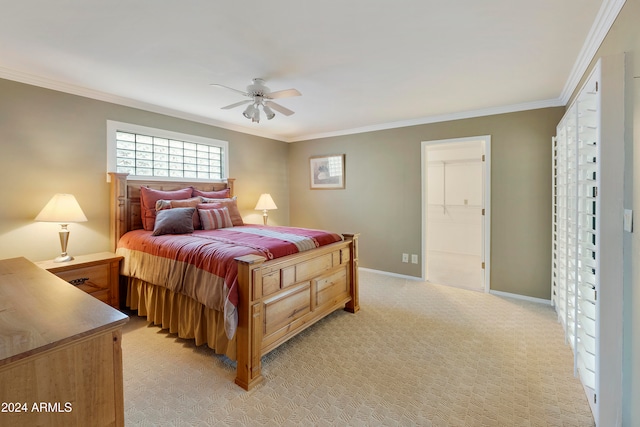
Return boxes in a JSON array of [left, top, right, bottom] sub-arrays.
[[243, 104, 256, 119], [262, 104, 275, 120], [254, 194, 277, 211], [35, 194, 88, 223]]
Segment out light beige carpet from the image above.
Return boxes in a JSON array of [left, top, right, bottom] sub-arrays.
[[426, 250, 484, 292], [121, 270, 594, 426]]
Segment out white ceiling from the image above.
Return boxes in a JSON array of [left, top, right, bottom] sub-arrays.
[[0, 1, 624, 142]]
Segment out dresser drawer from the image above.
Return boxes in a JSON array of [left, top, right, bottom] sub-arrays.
[[54, 264, 112, 302], [55, 264, 110, 290]]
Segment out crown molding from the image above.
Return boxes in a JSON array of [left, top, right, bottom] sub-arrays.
[[288, 98, 565, 142], [3, 66, 562, 143], [0, 66, 286, 142], [559, 0, 627, 104]]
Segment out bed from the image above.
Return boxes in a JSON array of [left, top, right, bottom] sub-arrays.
[[108, 172, 359, 390]]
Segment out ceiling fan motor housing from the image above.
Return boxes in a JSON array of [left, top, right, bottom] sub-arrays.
[[247, 78, 269, 97]]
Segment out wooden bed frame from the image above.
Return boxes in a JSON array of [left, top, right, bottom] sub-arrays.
[[108, 173, 359, 390]]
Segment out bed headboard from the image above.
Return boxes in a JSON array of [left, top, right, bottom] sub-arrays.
[[108, 172, 235, 251]]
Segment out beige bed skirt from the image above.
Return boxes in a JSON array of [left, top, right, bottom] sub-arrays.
[[125, 277, 236, 360]]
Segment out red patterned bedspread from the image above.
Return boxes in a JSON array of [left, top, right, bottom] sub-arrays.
[[116, 225, 343, 338]]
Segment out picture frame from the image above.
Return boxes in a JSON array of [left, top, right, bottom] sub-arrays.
[[310, 154, 345, 189]]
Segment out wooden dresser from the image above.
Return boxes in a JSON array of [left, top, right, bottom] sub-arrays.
[[0, 257, 129, 427]]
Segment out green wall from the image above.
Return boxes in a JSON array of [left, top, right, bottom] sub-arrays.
[[288, 108, 564, 300], [0, 79, 289, 262]]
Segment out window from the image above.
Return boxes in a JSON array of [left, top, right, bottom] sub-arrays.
[[107, 121, 228, 181]]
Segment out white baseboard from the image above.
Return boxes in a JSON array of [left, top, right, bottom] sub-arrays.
[[358, 267, 423, 281], [360, 267, 552, 305], [489, 289, 552, 305]]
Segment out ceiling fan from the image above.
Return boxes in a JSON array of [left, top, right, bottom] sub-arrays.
[[211, 78, 301, 123]]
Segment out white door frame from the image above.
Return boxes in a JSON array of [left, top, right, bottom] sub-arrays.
[[421, 135, 491, 292]]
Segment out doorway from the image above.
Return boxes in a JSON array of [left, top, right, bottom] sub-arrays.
[[421, 136, 490, 292]]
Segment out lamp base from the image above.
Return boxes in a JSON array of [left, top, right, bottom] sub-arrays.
[[54, 224, 73, 263], [54, 254, 74, 263]]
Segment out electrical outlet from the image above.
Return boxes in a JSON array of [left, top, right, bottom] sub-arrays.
[[402, 253, 409, 263], [624, 209, 633, 232], [411, 254, 418, 264]]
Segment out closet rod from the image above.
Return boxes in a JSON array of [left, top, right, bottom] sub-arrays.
[[427, 158, 482, 165]]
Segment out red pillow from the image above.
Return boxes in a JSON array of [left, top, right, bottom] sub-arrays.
[[140, 186, 193, 231], [192, 188, 230, 199]]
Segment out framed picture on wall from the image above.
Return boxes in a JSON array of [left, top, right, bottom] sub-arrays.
[[310, 154, 345, 189]]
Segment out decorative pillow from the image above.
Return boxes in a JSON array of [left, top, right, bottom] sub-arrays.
[[199, 197, 244, 226], [192, 188, 230, 199], [152, 207, 195, 236], [140, 186, 193, 231], [156, 196, 203, 229], [198, 207, 233, 230]]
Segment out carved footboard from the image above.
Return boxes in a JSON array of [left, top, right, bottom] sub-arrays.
[[234, 233, 359, 390]]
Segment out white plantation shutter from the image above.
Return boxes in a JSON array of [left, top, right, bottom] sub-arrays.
[[575, 82, 599, 392], [551, 56, 624, 426], [553, 72, 598, 414]]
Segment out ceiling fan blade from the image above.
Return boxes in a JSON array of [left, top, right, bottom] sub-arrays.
[[265, 101, 295, 116], [221, 100, 252, 110], [210, 83, 249, 97], [265, 88, 301, 99]]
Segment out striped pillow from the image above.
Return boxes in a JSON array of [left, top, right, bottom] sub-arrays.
[[198, 207, 233, 230], [199, 196, 244, 226]]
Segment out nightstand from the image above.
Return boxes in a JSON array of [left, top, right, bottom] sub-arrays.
[[36, 252, 123, 309]]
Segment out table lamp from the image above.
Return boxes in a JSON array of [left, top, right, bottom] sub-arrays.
[[254, 193, 277, 225], [35, 193, 88, 262]]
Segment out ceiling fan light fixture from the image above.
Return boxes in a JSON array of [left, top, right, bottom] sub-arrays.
[[213, 78, 299, 123], [242, 104, 256, 119], [262, 104, 275, 120]]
